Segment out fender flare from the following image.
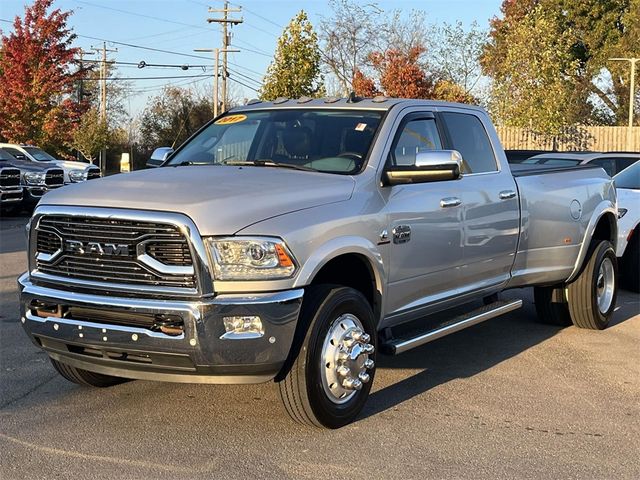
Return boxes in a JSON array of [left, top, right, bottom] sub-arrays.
[[566, 203, 617, 282]]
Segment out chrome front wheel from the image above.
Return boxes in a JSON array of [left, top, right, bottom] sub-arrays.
[[596, 256, 615, 314]]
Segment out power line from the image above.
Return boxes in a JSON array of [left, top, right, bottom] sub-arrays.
[[227, 75, 260, 93], [87, 74, 214, 81]]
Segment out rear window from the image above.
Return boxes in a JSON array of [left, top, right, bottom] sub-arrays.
[[441, 112, 497, 173]]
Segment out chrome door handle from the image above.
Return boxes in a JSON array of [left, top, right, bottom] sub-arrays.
[[499, 190, 516, 200], [440, 197, 462, 208]]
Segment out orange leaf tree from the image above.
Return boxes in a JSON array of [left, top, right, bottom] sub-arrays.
[[0, 0, 86, 151]]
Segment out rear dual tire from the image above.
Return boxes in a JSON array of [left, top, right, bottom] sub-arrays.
[[534, 240, 617, 330]]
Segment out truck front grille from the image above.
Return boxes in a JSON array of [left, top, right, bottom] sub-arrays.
[[45, 169, 64, 187], [0, 168, 21, 188], [34, 215, 197, 291]]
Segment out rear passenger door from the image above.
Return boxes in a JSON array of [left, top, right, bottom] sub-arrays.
[[439, 111, 520, 292]]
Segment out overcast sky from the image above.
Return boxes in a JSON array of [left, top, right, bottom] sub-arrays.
[[0, 0, 503, 116]]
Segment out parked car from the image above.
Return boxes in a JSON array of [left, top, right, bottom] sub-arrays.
[[0, 148, 65, 208], [614, 162, 639, 292], [524, 151, 639, 176], [0, 149, 24, 212], [19, 98, 618, 429], [0, 143, 101, 184]]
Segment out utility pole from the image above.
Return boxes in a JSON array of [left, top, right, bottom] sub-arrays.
[[91, 42, 117, 173], [207, 1, 243, 113], [194, 47, 240, 118], [609, 57, 639, 151], [75, 49, 95, 162]]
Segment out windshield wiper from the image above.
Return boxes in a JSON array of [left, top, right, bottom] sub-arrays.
[[223, 160, 317, 172]]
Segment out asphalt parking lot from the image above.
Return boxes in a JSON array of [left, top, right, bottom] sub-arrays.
[[1, 213, 639, 480]]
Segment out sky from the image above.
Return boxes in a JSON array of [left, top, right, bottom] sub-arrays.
[[0, 0, 504, 117]]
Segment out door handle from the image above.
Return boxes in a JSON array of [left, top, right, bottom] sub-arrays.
[[499, 190, 517, 200], [440, 197, 462, 208]]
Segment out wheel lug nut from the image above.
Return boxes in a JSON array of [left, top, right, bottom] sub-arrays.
[[362, 343, 374, 354], [364, 359, 374, 369], [342, 377, 363, 390], [337, 351, 349, 361], [358, 372, 370, 384], [337, 366, 350, 377], [351, 328, 364, 341], [344, 337, 356, 347], [359, 333, 371, 344]]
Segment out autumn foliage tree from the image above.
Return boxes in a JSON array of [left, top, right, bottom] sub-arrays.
[[0, 0, 85, 151]]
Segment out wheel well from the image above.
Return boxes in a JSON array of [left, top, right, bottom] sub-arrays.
[[592, 212, 616, 244], [310, 254, 381, 320]]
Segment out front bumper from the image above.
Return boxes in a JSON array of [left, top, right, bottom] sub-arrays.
[[18, 273, 303, 384], [23, 185, 62, 204]]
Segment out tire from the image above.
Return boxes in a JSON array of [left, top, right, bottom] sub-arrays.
[[50, 358, 128, 387], [619, 232, 639, 293], [533, 285, 572, 326], [277, 285, 377, 429], [566, 240, 618, 330]]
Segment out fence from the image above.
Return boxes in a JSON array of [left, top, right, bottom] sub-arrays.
[[495, 126, 640, 152]]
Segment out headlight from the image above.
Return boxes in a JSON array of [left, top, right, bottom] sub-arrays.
[[69, 169, 88, 182], [206, 237, 296, 280], [24, 172, 46, 185]]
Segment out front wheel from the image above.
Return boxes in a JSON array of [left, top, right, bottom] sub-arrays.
[[567, 240, 618, 330], [278, 285, 377, 429]]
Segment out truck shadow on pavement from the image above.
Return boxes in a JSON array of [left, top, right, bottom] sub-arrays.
[[359, 290, 639, 422]]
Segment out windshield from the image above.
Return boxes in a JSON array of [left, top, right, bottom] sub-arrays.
[[0, 149, 16, 161], [23, 146, 57, 162], [523, 157, 582, 166], [614, 162, 639, 189], [166, 109, 384, 174]]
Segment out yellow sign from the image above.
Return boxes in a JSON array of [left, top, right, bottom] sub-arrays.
[[215, 114, 247, 125]]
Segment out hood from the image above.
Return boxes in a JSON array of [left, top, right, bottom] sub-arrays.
[[40, 165, 356, 234], [54, 159, 98, 171], [0, 158, 61, 173]]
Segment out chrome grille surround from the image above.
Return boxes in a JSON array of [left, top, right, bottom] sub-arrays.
[[29, 206, 213, 297], [86, 168, 101, 180]]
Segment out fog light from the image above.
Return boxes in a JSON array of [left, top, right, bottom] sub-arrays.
[[221, 316, 264, 339]]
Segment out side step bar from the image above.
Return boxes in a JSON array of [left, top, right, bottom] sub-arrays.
[[381, 299, 523, 355]]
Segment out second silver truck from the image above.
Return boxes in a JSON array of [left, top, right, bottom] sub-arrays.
[[19, 97, 618, 428]]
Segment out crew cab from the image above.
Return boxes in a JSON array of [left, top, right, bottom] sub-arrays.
[[18, 98, 618, 428], [0, 143, 101, 184]]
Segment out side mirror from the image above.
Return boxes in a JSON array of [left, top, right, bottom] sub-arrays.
[[146, 147, 174, 168], [384, 150, 463, 185]]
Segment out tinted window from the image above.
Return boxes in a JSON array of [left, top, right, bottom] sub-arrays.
[[590, 158, 615, 176], [0, 149, 16, 161], [389, 118, 442, 166], [608, 157, 638, 173], [522, 157, 581, 166], [1, 147, 25, 160], [614, 162, 639, 190], [441, 112, 497, 173]]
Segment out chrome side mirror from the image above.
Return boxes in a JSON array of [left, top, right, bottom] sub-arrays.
[[147, 147, 174, 168], [385, 150, 463, 185]]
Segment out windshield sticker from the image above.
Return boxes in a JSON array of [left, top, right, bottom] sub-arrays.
[[215, 114, 247, 125], [355, 123, 367, 131]]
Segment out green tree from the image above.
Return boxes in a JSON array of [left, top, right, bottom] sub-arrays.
[[67, 107, 109, 163], [482, 0, 640, 129], [260, 11, 324, 100]]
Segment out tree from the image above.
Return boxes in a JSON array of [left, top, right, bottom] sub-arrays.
[[482, 0, 640, 128], [0, 0, 85, 151], [429, 21, 487, 100], [369, 46, 435, 99], [138, 86, 213, 152], [260, 11, 324, 100], [67, 107, 109, 163]]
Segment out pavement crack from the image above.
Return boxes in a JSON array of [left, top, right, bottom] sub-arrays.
[[0, 374, 58, 410]]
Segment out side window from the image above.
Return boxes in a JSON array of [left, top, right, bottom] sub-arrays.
[[590, 158, 615, 176], [441, 112, 497, 174], [390, 118, 442, 167], [1, 147, 24, 159], [609, 157, 637, 174]]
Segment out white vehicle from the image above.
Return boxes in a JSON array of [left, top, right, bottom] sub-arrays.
[[0, 143, 101, 184], [614, 162, 639, 292], [524, 151, 639, 177]]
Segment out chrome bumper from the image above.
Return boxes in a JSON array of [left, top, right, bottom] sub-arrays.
[[0, 187, 23, 203], [18, 273, 303, 384]]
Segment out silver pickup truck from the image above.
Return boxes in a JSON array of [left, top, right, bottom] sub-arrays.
[[18, 98, 618, 429]]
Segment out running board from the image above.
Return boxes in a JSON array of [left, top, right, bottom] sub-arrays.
[[381, 299, 523, 355]]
